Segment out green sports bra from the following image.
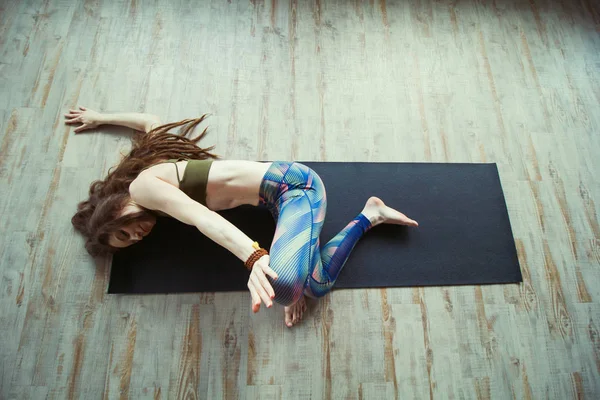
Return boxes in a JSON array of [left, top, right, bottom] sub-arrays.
[[150, 159, 213, 206]]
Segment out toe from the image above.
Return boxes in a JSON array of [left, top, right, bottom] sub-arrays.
[[284, 308, 293, 328]]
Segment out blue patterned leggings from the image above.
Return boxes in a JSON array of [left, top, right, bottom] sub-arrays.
[[259, 162, 372, 306]]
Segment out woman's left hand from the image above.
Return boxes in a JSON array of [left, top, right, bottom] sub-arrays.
[[247, 255, 278, 313], [64, 106, 103, 133]]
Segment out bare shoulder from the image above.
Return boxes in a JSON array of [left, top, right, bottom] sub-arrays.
[[135, 160, 188, 186]]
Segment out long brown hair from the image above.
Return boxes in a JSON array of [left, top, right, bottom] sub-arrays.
[[72, 115, 218, 256]]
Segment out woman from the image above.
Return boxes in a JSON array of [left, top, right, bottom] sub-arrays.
[[67, 107, 418, 327]]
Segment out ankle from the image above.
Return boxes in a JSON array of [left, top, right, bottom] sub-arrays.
[[361, 211, 382, 226]]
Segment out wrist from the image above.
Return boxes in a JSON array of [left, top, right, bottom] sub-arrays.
[[238, 239, 257, 262], [244, 243, 269, 270], [97, 113, 110, 125]]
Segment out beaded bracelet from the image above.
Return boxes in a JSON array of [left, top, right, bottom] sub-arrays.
[[245, 242, 268, 270], [245, 248, 269, 270]]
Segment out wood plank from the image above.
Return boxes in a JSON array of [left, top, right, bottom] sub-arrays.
[[0, 0, 599, 398]]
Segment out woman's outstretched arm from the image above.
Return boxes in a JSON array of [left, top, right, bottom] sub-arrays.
[[130, 171, 279, 313], [64, 106, 161, 133]]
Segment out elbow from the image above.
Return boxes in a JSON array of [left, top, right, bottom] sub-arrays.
[[145, 115, 162, 133], [128, 177, 143, 202], [128, 173, 155, 205]]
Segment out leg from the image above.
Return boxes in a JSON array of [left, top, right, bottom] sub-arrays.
[[306, 196, 419, 298], [260, 162, 418, 327], [268, 193, 320, 306], [268, 191, 326, 327], [260, 162, 327, 327], [306, 214, 371, 298]]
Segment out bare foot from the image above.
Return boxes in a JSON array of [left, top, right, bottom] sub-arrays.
[[284, 295, 307, 328], [361, 197, 419, 227]]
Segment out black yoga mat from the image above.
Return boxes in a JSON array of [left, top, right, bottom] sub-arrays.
[[109, 162, 522, 294]]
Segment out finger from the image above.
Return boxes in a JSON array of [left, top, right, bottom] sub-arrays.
[[262, 265, 279, 281], [79, 106, 87, 111], [251, 273, 272, 306], [254, 268, 275, 298], [256, 256, 277, 280], [66, 117, 81, 124], [74, 125, 88, 133], [251, 274, 273, 308], [247, 283, 261, 313], [64, 113, 78, 118], [69, 109, 81, 114]]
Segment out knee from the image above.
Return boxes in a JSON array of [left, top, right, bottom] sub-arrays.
[[272, 275, 305, 307]]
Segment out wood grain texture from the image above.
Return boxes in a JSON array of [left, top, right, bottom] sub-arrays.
[[1, 0, 599, 398]]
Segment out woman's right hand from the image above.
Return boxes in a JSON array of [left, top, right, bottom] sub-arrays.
[[247, 255, 278, 313], [64, 106, 104, 133]]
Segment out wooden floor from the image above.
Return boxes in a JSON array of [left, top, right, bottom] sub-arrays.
[[1, 0, 599, 398]]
